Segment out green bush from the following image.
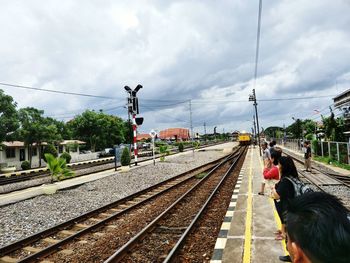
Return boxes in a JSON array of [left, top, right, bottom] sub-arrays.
[[195, 173, 207, 179], [155, 141, 166, 147], [45, 153, 74, 182], [193, 141, 200, 149], [60, 152, 72, 164], [159, 145, 168, 162], [43, 144, 58, 162], [21, 161, 31, 170], [121, 147, 130, 166], [178, 143, 184, 152], [305, 134, 314, 141]]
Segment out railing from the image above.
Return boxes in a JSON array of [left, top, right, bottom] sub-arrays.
[[276, 138, 350, 165]]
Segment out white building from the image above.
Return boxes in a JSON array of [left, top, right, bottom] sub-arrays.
[[0, 140, 86, 170]]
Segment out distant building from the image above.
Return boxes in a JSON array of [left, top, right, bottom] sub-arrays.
[[334, 88, 350, 124], [137, 133, 152, 141], [159, 128, 190, 141], [0, 140, 85, 170], [0, 141, 47, 169], [333, 88, 350, 141], [57, 140, 86, 154]]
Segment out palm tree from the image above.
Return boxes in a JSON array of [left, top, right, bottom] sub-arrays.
[[45, 153, 74, 183]]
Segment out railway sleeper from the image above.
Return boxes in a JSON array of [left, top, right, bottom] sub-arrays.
[[42, 238, 61, 244], [0, 256, 18, 263]]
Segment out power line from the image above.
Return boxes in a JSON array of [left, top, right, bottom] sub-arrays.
[[251, 0, 263, 156], [0, 82, 188, 102], [0, 81, 338, 104], [0, 82, 119, 100]]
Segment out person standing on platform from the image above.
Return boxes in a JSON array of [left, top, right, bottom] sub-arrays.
[[285, 192, 350, 263], [303, 141, 312, 172], [258, 142, 271, 195], [272, 156, 298, 259], [263, 147, 282, 197]]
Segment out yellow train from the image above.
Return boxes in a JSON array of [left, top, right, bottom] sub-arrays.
[[238, 132, 252, 145]]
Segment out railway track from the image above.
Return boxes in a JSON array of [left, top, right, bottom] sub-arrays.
[[283, 150, 350, 206], [284, 151, 349, 187], [105, 146, 247, 263], [0, 142, 223, 193], [0, 146, 241, 263]]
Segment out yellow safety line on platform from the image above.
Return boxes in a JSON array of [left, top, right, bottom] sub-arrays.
[[258, 154, 289, 256], [242, 148, 253, 263]]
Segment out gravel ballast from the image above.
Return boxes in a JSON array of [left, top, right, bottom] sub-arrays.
[[0, 149, 229, 248]]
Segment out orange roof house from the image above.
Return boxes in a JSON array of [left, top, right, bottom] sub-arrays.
[[137, 134, 151, 141], [159, 128, 190, 140]]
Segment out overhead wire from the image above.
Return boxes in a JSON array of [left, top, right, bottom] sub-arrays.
[[0, 82, 119, 100]]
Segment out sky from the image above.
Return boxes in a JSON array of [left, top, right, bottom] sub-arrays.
[[0, 0, 349, 135]]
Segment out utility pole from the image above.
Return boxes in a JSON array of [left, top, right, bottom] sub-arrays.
[[253, 115, 257, 142], [204, 122, 207, 143], [189, 100, 193, 140], [214, 126, 217, 142], [250, 90, 261, 155]]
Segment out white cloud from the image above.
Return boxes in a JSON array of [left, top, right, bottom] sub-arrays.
[[0, 0, 349, 134]]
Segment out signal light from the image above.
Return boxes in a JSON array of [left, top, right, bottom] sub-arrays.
[[135, 117, 144, 125]]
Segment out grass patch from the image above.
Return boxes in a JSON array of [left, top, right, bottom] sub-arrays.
[[313, 156, 350, 171], [195, 173, 207, 179]]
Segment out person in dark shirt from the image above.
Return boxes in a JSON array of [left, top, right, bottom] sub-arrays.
[[303, 141, 312, 172], [272, 156, 298, 262]]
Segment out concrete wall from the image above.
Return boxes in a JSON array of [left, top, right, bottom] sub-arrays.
[[69, 152, 99, 163]]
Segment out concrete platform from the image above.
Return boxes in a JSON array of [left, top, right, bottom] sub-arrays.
[[211, 147, 288, 263]]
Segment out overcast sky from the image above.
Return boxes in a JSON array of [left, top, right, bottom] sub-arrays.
[[0, 0, 349, 135]]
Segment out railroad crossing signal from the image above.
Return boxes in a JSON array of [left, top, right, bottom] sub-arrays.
[[125, 85, 142, 114], [124, 84, 143, 166]]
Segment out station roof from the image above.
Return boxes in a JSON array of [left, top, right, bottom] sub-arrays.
[[2, 141, 48, 147], [59, 140, 86, 145], [2, 140, 85, 148]]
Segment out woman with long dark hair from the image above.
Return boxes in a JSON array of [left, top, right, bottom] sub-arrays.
[[272, 157, 298, 233], [272, 156, 298, 262]]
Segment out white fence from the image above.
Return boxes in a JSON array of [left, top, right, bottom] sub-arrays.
[[276, 138, 350, 165]]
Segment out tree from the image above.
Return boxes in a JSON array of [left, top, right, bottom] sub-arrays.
[[46, 117, 73, 140], [322, 111, 346, 142], [264, 126, 284, 139], [17, 107, 60, 167], [68, 110, 126, 151], [0, 89, 19, 146], [286, 119, 302, 139]]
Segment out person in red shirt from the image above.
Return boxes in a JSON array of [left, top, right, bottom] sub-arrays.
[[263, 147, 282, 196]]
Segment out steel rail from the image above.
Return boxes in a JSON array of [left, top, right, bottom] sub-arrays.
[[163, 146, 247, 262], [283, 152, 350, 190], [104, 146, 245, 263], [0, 150, 232, 262]]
